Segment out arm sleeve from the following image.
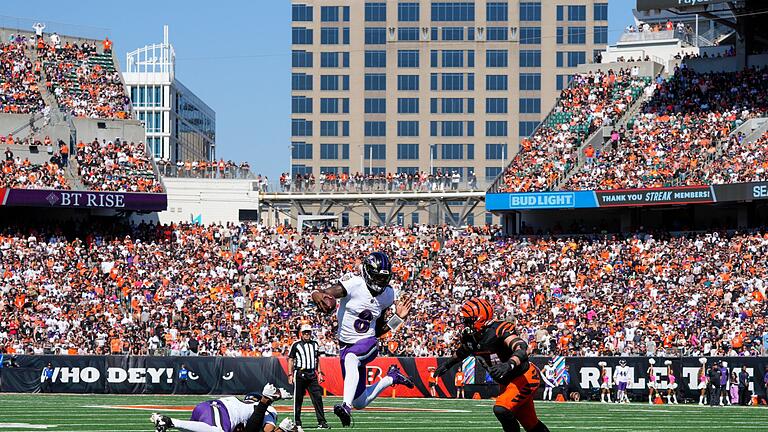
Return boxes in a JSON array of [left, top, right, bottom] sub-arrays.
[[288, 342, 297, 359], [374, 314, 389, 337], [245, 402, 269, 432]]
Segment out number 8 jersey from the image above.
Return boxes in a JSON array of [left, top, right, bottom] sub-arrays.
[[337, 273, 395, 344]]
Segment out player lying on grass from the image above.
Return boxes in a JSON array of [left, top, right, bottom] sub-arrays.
[[312, 251, 415, 427], [150, 383, 296, 432], [433, 298, 550, 432]]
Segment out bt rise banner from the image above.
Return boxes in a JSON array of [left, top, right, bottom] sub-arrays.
[[0, 188, 167, 211]]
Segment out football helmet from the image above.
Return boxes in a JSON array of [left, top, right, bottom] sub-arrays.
[[460, 298, 494, 331], [362, 251, 392, 294]]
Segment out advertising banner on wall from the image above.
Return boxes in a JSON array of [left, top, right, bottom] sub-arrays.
[[0, 188, 167, 211], [2, 355, 766, 401], [487, 182, 768, 212]]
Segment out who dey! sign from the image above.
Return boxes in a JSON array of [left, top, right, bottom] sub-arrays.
[[0, 188, 167, 211]]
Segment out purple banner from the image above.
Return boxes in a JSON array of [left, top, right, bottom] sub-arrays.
[[0, 188, 167, 211]]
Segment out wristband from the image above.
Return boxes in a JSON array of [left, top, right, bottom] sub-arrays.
[[387, 314, 404, 331]]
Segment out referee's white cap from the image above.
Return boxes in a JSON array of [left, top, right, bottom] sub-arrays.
[[300, 324, 313, 333]]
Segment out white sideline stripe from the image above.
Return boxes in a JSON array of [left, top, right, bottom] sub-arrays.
[[0, 424, 53, 430]]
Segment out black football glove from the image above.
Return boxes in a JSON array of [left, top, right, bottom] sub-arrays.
[[488, 362, 515, 382], [433, 363, 450, 378]]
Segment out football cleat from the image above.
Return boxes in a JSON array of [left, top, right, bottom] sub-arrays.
[[150, 413, 174, 432], [317, 423, 331, 429], [333, 403, 352, 427], [387, 365, 415, 389]]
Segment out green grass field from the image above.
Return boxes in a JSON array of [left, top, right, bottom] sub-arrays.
[[0, 394, 766, 432]]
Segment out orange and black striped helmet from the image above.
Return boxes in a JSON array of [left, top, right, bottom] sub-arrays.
[[460, 298, 494, 331]]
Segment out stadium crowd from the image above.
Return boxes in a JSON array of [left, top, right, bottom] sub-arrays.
[[39, 36, 131, 119], [0, 222, 765, 359], [280, 170, 480, 193], [75, 138, 163, 193], [494, 69, 651, 193], [704, 131, 768, 185], [0, 41, 45, 114], [157, 159, 254, 180], [2, 147, 70, 189], [563, 66, 768, 190]]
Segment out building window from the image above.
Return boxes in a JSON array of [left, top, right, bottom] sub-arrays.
[[292, 27, 313, 45], [519, 73, 541, 90], [519, 120, 539, 137], [292, 4, 313, 21], [556, 27, 564, 44], [568, 27, 586, 44], [441, 73, 464, 90], [291, 96, 313, 114], [320, 143, 340, 159], [365, 27, 386, 44], [292, 50, 313, 67], [364, 144, 386, 159], [321, 27, 339, 44], [568, 5, 586, 21], [397, 75, 419, 91], [320, 75, 339, 90], [487, 27, 508, 41], [321, 6, 339, 22], [365, 2, 387, 21], [486, 98, 508, 114], [442, 27, 464, 41], [442, 50, 464, 67], [594, 26, 608, 44], [486, 121, 508, 137], [594, 3, 608, 21], [320, 121, 339, 136], [485, 143, 507, 160], [486, 50, 508, 68], [486, 2, 508, 21], [398, 27, 419, 40], [568, 51, 586, 67], [486, 74, 508, 91], [397, 98, 419, 113], [519, 50, 541, 67], [365, 50, 387, 68], [398, 2, 420, 21], [364, 121, 386, 137], [431, 2, 475, 21], [442, 98, 464, 114], [397, 50, 420, 68], [397, 143, 419, 159], [291, 119, 313, 137], [364, 73, 386, 91], [519, 98, 541, 114], [441, 121, 464, 137], [485, 167, 502, 182], [520, 27, 541, 44], [441, 144, 464, 160], [320, 52, 338, 67], [291, 142, 312, 159], [364, 98, 386, 114], [519, 2, 541, 21], [343, 27, 350, 44], [320, 98, 338, 113], [397, 121, 419, 136]]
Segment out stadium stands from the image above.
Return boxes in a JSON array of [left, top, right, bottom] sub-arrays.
[[1, 153, 70, 189], [39, 38, 131, 119], [563, 66, 768, 190], [0, 223, 764, 358], [493, 69, 651, 193], [75, 138, 163, 192], [0, 41, 45, 114], [705, 131, 768, 184]]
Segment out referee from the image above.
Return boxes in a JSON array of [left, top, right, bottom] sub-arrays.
[[288, 323, 330, 429]]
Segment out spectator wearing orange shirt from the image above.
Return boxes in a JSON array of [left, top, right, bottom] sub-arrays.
[[454, 369, 465, 399]]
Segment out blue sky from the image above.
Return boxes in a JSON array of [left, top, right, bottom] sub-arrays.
[[8, 1, 635, 180]]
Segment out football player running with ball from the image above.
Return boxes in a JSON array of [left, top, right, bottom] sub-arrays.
[[433, 298, 550, 432], [312, 251, 415, 427]]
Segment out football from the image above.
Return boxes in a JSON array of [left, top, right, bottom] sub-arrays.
[[312, 291, 337, 314]]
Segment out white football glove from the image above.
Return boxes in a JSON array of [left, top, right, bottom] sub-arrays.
[[262, 383, 278, 400], [277, 387, 292, 400], [278, 418, 296, 431]]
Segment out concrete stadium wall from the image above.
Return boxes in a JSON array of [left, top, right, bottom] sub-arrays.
[[72, 118, 145, 145], [131, 178, 260, 225]]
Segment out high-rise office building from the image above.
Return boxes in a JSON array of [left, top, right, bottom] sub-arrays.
[[290, 1, 608, 184], [124, 26, 216, 163]]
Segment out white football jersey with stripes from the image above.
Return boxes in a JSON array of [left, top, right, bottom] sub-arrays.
[[337, 273, 395, 344]]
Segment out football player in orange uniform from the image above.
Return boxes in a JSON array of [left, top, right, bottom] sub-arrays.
[[433, 298, 549, 432]]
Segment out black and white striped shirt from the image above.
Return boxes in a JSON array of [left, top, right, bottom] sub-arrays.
[[289, 340, 321, 371]]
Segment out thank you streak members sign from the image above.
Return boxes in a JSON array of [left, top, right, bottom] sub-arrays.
[[595, 186, 714, 207]]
